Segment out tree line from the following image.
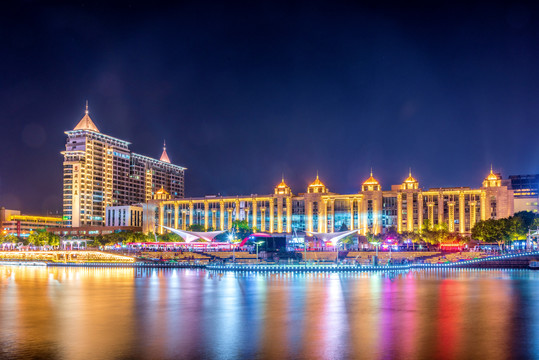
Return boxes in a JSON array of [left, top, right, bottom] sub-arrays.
[[360, 211, 539, 246], [471, 211, 539, 244], [2, 213, 537, 248]]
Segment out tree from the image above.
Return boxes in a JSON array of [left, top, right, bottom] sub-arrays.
[[28, 229, 49, 247], [514, 211, 538, 231], [187, 224, 205, 232], [158, 232, 184, 242], [434, 223, 450, 244], [93, 237, 103, 247], [365, 231, 383, 244], [231, 220, 252, 241], [27, 229, 59, 248], [2, 234, 19, 244], [506, 216, 526, 242], [532, 217, 539, 230], [383, 226, 401, 241], [418, 222, 454, 245], [472, 218, 508, 251], [93, 230, 153, 245], [421, 219, 433, 232], [48, 233, 60, 247], [333, 223, 358, 248], [471, 213, 539, 252]]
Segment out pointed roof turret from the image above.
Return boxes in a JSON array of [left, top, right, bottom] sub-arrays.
[[277, 174, 288, 189], [275, 174, 292, 195], [73, 101, 100, 132], [402, 168, 419, 190], [154, 186, 171, 200], [160, 140, 171, 163], [309, 172, 325, 187], [404, 168, 416, 182], [486, 164, 499, 181], [362, 169, 380, 186], [483, 165, 501, 187], [307, 172, 328, 193], [156, 187, 169, 195], [361, 169, 381, 191]]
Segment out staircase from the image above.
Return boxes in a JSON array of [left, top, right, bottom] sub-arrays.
[[199, 251, 219, 261]]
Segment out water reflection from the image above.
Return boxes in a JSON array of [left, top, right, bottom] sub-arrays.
[[1, 267, 539, 359]]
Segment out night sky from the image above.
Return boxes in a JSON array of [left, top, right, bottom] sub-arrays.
[[2, 1, 539, 214]]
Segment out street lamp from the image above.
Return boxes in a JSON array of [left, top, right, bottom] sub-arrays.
[[255, 241, 264, 263], [370, 241, 381, 266], [228, 229, 236, 262], [371, 241, 380, 257], [292, 227, 307, 267]]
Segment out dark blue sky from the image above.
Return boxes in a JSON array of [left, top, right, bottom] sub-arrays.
[[1, 1, 539, 214]]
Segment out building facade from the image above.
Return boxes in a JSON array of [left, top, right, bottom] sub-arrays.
[[62, 104, 186, 227], [147, 169, 514, 236], [106, 205, 143, 227], [1, 208, 65, 237], [507, 174, 539, 213]]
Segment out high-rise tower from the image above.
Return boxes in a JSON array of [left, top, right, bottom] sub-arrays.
[[62, 104, 186, 227]]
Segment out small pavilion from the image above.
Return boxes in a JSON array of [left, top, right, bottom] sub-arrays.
[[161, 225, 226, 243], [306, 230, 359, 246]]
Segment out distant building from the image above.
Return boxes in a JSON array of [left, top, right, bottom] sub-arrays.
[[507, 174, 539, 213], [106, 205, 143, 227], [62, 103, 186, 227], [146, 168, 514, 237], [0, 207, 65, 237]]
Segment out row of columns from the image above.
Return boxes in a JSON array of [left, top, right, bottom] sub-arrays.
[[397, 191, 486, 234], [158, 198, 293, 234], [158, 191, 490, 236], [307, 198, 368, 235]]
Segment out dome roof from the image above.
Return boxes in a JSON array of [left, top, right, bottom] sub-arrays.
[[309, 174, 326, 188], [403, 169, 418, 183], [156, 187, 169, 195], [404, 175, 417, 183], [362, 170, 380, 185], [486, 169, 500, 181], [482, 165, 502, 188], [276, 178, 288, 188], [275, 176, 292, 194]]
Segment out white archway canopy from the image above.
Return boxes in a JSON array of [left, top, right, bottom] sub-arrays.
[[161, 225, 226, 243], [305, 230, 359, 246]]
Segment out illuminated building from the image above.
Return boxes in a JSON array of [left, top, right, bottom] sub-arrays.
[[62, 103, 186, 227], [105, 205, 143, 227], [0, 208, 65, 237], [507, 174, 539, 213], [147, 168, 514, 236]]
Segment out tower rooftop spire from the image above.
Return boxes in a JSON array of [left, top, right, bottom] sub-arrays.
[[160, 140, 171, 163], [403, 167, 418, 187], [73, 101, 99, 132]]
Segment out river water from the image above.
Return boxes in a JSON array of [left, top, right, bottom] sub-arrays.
[[1, 266, 539, 359]]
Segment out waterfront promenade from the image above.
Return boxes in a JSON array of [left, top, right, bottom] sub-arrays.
[[1, 249, 538, 271]]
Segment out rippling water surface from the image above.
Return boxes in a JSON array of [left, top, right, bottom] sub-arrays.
[[1, 266, 539, 359]]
